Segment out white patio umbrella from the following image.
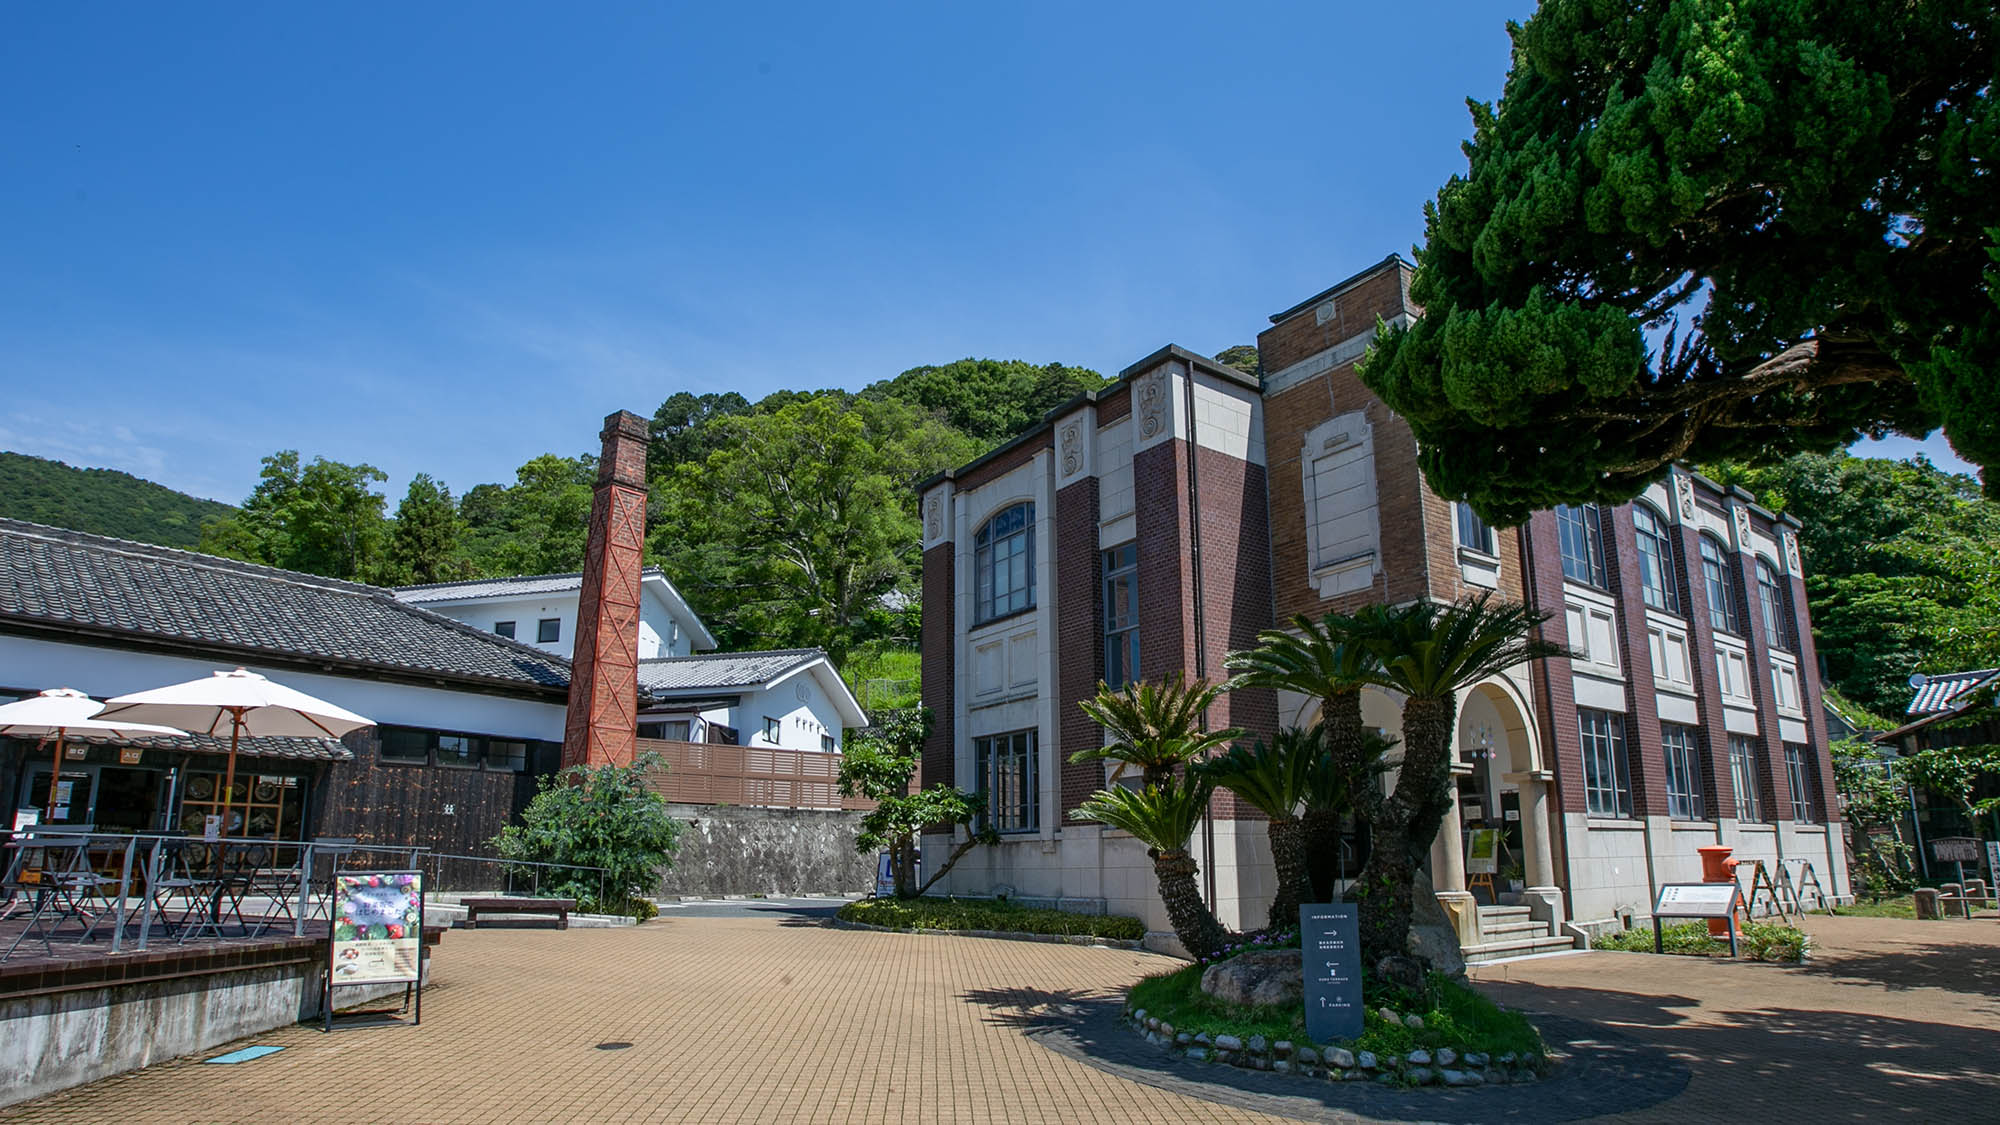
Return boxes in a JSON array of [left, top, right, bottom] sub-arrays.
[[98, 669, 373, 837], [0, 689, 185, 822]]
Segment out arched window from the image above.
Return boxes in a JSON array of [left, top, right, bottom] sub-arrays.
[[1756, 557, 1791, 651], [1633, 505, 1679, 613], [1699, 535, 1742, 635], [1556, 503, 1606, 587], [974, 502, 1035, 623]]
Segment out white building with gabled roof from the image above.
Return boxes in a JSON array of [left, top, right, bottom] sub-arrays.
[[395, 566, 717, 661], [637, 649, 868, 754]]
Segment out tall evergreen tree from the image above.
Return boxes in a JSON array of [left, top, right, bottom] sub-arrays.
[[386, 473, 471, 585]]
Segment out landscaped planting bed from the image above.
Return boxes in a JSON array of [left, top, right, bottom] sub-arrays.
[[837, 896, 1146, 941], [1592, 919, 1809, 961], [1126, 960, 1548, 1087]]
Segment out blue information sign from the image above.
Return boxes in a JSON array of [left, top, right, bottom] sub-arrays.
[[1301, 903, 1363, 1043]]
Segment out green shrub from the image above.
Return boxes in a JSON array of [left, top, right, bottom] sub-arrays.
[[1126, 962, 1545, 1062], [492, 753, 682, 920], [1593, 919, 1809, 962], [837, 896, 1145, 941]]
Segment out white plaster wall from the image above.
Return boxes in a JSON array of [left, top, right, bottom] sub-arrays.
[[423, 593, 578, 657], [1564, 815, 1656, 921], [0, 635, 566, 741], [734, 667, 849, 752]]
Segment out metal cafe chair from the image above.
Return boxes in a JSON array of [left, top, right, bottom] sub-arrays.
[[144, 837, 219, 943], [2, 827, 112, 961], [243, 841, 308, 938], [174, 840, 256, 943], [295, 838, 357, 931]]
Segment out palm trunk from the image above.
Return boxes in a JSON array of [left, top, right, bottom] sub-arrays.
[[1301, 806, 1346, 902], [1153, 850, 1229, 961], [1265, 815, 1309, 931], [1354, 693, 1455, 970], [1322, 689, 1378, 817]]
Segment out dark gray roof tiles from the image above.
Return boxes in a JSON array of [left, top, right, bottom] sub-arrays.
[[0, 519, 573, 695], [637, 649, 825, 693], [396, 567, 667, 603], [46, 727, 354, 763], [1906, 668, 2000, 716]]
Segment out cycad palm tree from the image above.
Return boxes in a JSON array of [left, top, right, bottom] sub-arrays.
[[1073, 674, 1240, 787], [1346, 593, 1565, 969], [1070, 774, 1230, 961], [1226, 613, 1383, 896], [1300, 727, 1396, 902], [1201, 726, 1320, 931]]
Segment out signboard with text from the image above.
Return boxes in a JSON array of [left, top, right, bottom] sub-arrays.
[[331, 871, 424, 986], [1300, 903, 1363, 1044], [1466, 829, 1501, 875], [1652, 882, 1741, 918], [1931, 837, 1981, 864]]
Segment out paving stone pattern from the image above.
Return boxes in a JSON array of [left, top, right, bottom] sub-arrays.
[[3, 910, 1995, 1123]]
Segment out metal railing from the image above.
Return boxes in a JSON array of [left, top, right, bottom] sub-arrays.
[[419, 852, 611, 907]]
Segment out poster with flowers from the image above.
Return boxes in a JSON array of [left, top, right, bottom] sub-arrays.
[[330, 871, 423, 986]]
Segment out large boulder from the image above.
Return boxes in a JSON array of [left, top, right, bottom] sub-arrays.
[[1199, 949, 1304, 1007], [1408, 861, 1467, 979]]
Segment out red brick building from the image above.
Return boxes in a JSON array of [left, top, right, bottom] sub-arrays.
[[918, 256, 1848, 955]]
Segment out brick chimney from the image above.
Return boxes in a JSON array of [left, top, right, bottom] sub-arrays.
[[561, 410, 650, 770]]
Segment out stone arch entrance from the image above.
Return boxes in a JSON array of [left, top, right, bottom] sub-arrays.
[[1431, 676, 1565, 943]]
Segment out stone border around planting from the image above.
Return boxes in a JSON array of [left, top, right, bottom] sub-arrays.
[[830, 917, 1147, 950], [1024, 1002, 1690, 1124], [1125, 1008, 1543, 1087]]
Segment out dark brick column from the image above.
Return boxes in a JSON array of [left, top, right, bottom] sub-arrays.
[[1733, 518, 1790, 822], [1784, 531, 1838, 825], [1196, 446, 1277, 747], [920, 539, 955, 792], [562, 410, 649, 770], [1523, 512, 1586, 817], [1603, 506, 1668, 817], [1133, 441, 1193, 683], [1055, 477, 1103, 819], [1675, 519, 1739, 820]]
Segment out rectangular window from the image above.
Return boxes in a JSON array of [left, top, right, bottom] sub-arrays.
[[821, 734, 836, 753], [1578, 709, 1631, 817], [639, 720, 693, 741], [537, 618, 561, 644], [378, 726, 431, 763], [974, 730, 1039, 833], [486, 740, 528, 772], [1784, 743, 1815, 822], [1455, 502, 1496, 555], [1660, 723, 1705, 820], [494, 620, 516, 639], [1633, 506, 1680, 614], [763, 716, 781, 743], [435, 733, 480, 768], [974, 503, 1036, 623], [1699, 537, 1742, 635], [1102, 543, 1139, 689], [1728, 735, 1765, 822], [1556, 503, 1607, 587]]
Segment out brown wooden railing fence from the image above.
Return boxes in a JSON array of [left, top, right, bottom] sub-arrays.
[[636, 738, 875, 811]]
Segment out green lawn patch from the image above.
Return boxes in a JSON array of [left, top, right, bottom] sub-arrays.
[[1126, 962, 1545, 1063], [1818, 895, 1915, 919], [1593, 919, 1809, 961], [837, 896, 1145, 941]]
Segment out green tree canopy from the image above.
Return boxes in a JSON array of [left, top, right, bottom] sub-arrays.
[[647, 390, 752, 471], [385, 473, 472, 586], [864, 358, 1107, 448], [650, 393, 975, 660], [462, 453, 596, 577], [200, 450, 390, 581], [1362, 0, 1999, 524]]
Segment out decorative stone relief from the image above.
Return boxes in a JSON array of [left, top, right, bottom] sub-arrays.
[[1782, 530, 1802, 574], [1137, 372, 1168, 440], [1674, 474, 1696, 521], [925, 496, 943, 542], [1058, 421, 1083, 478], [1732, 504, 1752, 546]]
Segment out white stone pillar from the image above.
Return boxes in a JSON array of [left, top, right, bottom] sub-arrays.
[[1506, 769, 1565, 928], [1433, 765, 1478, 947]]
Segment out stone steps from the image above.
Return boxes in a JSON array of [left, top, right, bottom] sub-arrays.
[[1460, 933, 1579, 963], [1480, 919, 1551, 939]]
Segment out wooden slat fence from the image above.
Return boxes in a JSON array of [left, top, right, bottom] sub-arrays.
[[637, 738, 874, 811]]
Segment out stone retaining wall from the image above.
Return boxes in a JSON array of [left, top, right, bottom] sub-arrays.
[[655, 803, 875, 897]]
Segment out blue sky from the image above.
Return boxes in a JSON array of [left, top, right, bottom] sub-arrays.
[[0, 2, 1974, 503]]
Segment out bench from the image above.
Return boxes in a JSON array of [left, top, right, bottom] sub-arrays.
[[459, 896, 575, 930]]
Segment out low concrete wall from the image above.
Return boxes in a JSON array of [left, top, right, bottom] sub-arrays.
[[657, 804, 874, 897], [1, 962, 413, 1109]]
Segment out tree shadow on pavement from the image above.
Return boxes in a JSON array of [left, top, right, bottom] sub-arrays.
[[1477, 979, 2000, 1122], [1795, 939, 2000, 997], [957, 985, 1121, 1031]]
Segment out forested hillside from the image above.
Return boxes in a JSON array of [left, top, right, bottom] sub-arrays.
[[0, 452, 236, 548], [185, 359, 1108, 675]]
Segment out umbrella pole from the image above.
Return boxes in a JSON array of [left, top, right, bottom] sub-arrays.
[[221, 713, 242, 838], [46, 730, 63, 822]]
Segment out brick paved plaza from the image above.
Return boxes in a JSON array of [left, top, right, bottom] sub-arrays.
[[3, 906, 1994, 1123]]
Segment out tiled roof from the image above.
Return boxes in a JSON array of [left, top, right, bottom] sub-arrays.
[[637, 649, 825, 694], [49, 728, 353, 763], [1906, 669, 2000, 716], [395, 568, 665, 603], [0, 520, 572, 696]]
